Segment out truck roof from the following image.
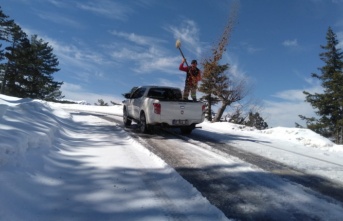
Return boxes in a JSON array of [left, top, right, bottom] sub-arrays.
[[136, 85, 181, 90]]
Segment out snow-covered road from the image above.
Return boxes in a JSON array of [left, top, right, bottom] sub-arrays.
[[1, 96, 343, 220], [116, 115, 343, 220], [0, 112, 227, 221]]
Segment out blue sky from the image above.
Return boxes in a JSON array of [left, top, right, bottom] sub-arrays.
[[1, 0, 343, 127]]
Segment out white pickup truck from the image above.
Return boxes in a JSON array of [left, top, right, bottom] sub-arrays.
[[122, 86, 205, 134]]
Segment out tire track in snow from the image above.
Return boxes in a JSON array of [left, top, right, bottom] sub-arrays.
[[84, 112, 343, 220], [185, 132, 343, 204], [123, 137, 191, 221]]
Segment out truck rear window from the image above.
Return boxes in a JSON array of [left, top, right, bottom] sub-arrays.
[[147, 88, 182, 101]]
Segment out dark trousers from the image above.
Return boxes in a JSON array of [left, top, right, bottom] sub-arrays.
[[183, 84, 197, 100]]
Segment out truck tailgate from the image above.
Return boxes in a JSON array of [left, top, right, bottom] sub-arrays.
[[160, 101, 203, 120]]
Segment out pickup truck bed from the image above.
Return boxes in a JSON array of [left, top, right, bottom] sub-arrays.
[[122, 86, 205, 134]]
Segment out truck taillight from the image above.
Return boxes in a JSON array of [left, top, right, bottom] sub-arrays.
[[202, 104, 206, 112], [153, 103, 161, 114]]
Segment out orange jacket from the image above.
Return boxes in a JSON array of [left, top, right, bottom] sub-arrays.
[[179, 63, 201, 85]]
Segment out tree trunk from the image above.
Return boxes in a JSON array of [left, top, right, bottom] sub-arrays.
[[207, 94, 213, 121], [0, 77, 5, 94], [213, 102, 229, 122], [337, 127, 343, 144], [207, 103, 212, 121], [0, 66, 7, 94]]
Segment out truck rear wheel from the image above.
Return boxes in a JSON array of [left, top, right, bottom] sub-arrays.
[[123, 108, 132, 126], [139, 112, 149, 133], [180, 125, 194, 135]]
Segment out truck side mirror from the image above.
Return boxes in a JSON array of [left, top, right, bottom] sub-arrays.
[[123, 93, 131, 99]]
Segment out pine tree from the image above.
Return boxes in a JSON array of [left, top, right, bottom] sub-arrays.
[[1, 7, 63, 100], [227, 109, 245, 124], [0, 45, 4, 88], [198, 63, 223, 121], [199, 62, 245, 122], [0, 6, 14, 42], [95, 99, 108, 106], [2, 23, 28, 96], [245, 112, 268, 130], [2, 28, 63, 99], [300, 27, 343, 144], [199, 1, 239, 122], [24, 35, 63, 100], [212, 70, 247, 122], [0, 7, 14, 93]]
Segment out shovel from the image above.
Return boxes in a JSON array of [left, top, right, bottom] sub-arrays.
[[175, 39, 189, 67]]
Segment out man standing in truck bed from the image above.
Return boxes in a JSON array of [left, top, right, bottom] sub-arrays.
[[179, 58, 202, 101]]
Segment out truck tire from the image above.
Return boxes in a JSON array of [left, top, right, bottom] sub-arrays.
[[123, 108, 132, 126], [180, 125, 194, 135], [139, 112, 149, 133]]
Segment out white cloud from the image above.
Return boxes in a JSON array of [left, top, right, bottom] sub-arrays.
[[262, 99, 316, 128], [110, 31, 166, 46], [108, 31, 181, 74], [110, 46, 179, 74], [42, 36, 113, 79], [166, 20, 202, 57], [263, 84, 323, 127], [228, 59, 247, 80], [37, 12, 83, 28], [61, 82, 123, 105], [46, 0, 69, 8], [239, 42, 264, 54], [155, 78, 182, 88], [272, 89, 309, 102], [138, 55, 179, 73], [199, 49, 320, 129], [246, 46, 263, 54], [211, 52, 322, 128], [19, 28, 109, 82], [77, 0, 133, 21], [282, 39, 298, 47]]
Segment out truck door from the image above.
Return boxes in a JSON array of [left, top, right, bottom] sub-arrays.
[[130, 87, 146, 118]]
